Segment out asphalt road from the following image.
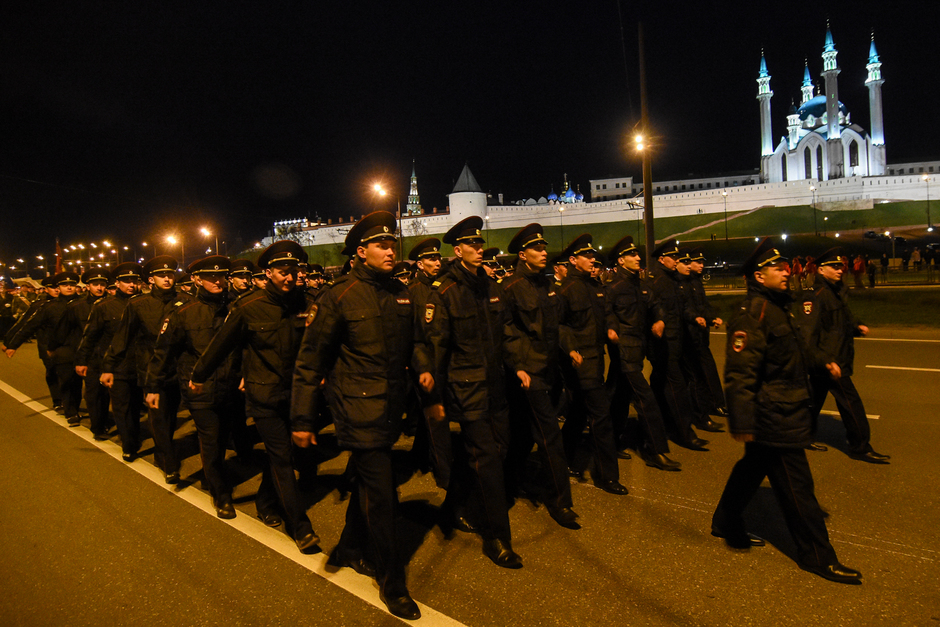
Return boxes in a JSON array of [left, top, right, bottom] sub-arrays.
[[1, 330, 938, 627]]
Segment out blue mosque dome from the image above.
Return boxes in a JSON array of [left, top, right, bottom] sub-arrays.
[[797, 95, 847, 121], [564, 187, 576, 199], [547, 187, 558, 201]]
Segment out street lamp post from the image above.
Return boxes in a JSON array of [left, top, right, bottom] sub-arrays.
[[373, 183, 403, 259], [810, 185, 818, 235], [167, 236, 184, 266], [721, 190, 729, 241], [558, 205, 565, 245], [201, 227, 219, 254]]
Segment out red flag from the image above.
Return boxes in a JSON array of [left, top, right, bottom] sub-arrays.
[[55, 238, 63, 275]]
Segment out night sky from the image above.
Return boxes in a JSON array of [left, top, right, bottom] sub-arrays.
[[2, 1, 938, 266]]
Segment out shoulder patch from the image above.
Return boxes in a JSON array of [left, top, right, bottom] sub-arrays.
[[802, 301, 813, 315], [160, 319, 169, 335], [732, 330, 747, 352], [424, 303, 435, 324], [303, 303, 318, 326], [489, 296, 500, 303], [431, 280, 443, 288]]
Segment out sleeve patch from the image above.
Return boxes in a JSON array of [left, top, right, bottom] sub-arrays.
[[802, 301, 813, 315], [303, 303, 318, 327], [732, 331, 747, 352], [160, 319, 169, 335], [424, 303, 435, 324]]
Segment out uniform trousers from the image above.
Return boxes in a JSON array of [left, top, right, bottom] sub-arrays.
[[338, 448, 408, 597], [110, 379, 143, 455], [40, 354, 61, 407], [189, 406, 232, 501], [150, 384, 182, 474], [84, 366, 111, 436], [810, 375, 872, 454], [514, 382, 573, 512], [681, 332, 726, 426], [252, 412, 313, 536], [561, 384, 619, 483], [649, 337, 697, 444], [712, 442, 837, 568], [610, 367, 671, 454], [54, 362, 83, 418], [445, 405, 512, 542]]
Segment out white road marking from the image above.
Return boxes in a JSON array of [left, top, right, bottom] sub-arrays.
[[0, 379, 466, 627], [865, 365, 940, 373], [711, 332, 940, 343], [819, 409, 879, 420]]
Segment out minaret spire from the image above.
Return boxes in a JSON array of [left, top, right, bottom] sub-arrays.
[[756, 49, 774, 181], [821, 24, 843, 178], [866, 30, 886, 174], [801, 59, 814, 104]]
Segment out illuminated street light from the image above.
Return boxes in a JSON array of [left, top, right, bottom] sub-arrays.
[[201, 227, 219, 254], [810, 185, 818, 235], [721, 190, 729, 241], [923, 174, 932, 230]]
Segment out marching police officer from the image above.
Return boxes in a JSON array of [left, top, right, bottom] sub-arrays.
[[605, 236, 680, 471], [801, 248, 890, 464], [501, 223, 580, 530], [291, 212, 424, 620], [418, 217, 522, 568], [147, 256, 247, 518], [79, 262, 142, 458], [4, 277, 61, 410], [228, 260, 255, 298], [674, 249, 724, 433], [712, 239, 862, 584], [405, 238, 451, 484], [685, 248, 728, 423], [103, 256, 189, 481], [7, 272, 82, 420], [556, 234, 627, 495], [190, 241, 319, 551], [481, 247, 503, 282], [646, 241, 709, 450]]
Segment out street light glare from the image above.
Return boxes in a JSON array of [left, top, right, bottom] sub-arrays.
[[201, 227, 211, 237], [167, 235, 178, 245]]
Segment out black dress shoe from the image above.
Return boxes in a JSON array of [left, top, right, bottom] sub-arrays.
[[164, 471, 180, 485], [453, 515, 478, 534], [295, 531, 320, 552], [679, 437, 709, 451], [482, 538, 523, 569], [122, 452, 136, 462], [849, 450, 890, 464], [548, 507, 581, 530], [257, 511, 283, 527], [713, 407, 729, 417], [93, 432, 110, 441], [214, 496, 236, 520], [568, 468, 585, 480], [711, 528, 766, 549], [327, 548, 376, 577], [597, 480, 629, 495], [380, 590, 421, 620], [800, 561, 862, 584], [695, 419, 724, 433], [66, 415, 82, 427], [806, 443, 828, 452], [640, 451, 682, 471], [54, 405, 65, 415], [616, 449, 632, 460]]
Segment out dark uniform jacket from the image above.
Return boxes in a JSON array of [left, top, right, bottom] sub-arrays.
[[191, 282, 316, 419], [557, 266, 613, 388], [76, 291, 137, 375], [606, 266, 664, 372], [724, 282, 815, 447], [800, 275, 862, 376], [147, 288, 239, 410], [103, 287, 190, 387], [419, 261, 507, 420], [48, 293, 103, 360], [501, 260, 560, 389], [291, 263, 417, 449], [4, 294, 48, 348], [6, 293, 79, 364], [646, 260, 690, 342]]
